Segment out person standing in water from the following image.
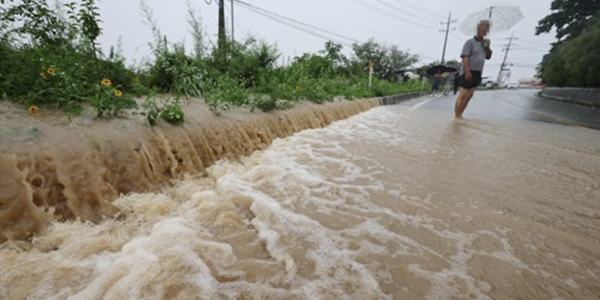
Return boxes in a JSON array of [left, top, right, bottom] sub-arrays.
[[455, 20, 492, 119], [444, 72, 455, 95], [431, 70, 442, 94], [453, 71, 460, 95]]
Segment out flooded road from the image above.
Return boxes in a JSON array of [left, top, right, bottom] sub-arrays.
[[1, 91, 600, 299], [414, 89, 600, 129]]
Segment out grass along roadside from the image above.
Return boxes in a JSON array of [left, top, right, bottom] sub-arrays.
[[0, 0, 428, 126]]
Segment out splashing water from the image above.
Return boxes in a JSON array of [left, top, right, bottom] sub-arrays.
[[1, 103, 599, 299]]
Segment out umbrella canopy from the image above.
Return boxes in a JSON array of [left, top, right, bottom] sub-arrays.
[[427, 65, 458, 76], [459, 5, 524, 35]]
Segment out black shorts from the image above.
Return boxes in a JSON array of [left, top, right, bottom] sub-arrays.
[[458, 71, 482, 89]]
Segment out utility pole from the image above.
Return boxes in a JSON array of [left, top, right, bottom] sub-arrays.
[[218, 0, 226, 63], [231, 0, 234, 43], [497, 33, 516, 87], [368, 61, 374, 88], [440, 11, 457, 64]]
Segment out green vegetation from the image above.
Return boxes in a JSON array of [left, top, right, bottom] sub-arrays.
[[0, 0, 426, 125], [536, 0, 600, 87], [536, 0, 600, 42], [0, 0, 139, 116], [540, 18, 600, 87]]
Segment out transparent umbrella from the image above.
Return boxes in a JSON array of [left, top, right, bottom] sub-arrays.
[[459, 5, 524, 35]]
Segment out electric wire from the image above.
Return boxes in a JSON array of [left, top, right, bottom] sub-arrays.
[[288, 0, 436, 44], [517, 38, 553, 46], [349, 0, 440, 31], [374, 0, 444, 23], [225, 0, 250, 41], [233, 0, 355, 46], [224, 0, 453, 66], [388, 0, 447, 19]]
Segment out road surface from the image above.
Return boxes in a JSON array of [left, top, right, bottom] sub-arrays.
[[404, 89, 600, 129], [1, 89, 599, 300]]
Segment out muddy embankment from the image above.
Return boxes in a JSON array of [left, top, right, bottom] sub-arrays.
[[0, 98, 382, 243]]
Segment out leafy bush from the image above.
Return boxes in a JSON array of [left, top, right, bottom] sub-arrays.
[[1, 1, 425, 121], [540, 18, 600, 87], [91, 78, 137, 117], [226, 38, 280, 88], [0, 0, 139, 117], [250, 95, 277, 112], [142, 94, 185, 125], [204, 76, 249, 107], [161, 98, 185, 125], [148, 43, 207, 97]]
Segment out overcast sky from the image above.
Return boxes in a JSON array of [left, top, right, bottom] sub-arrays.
[[96, 0, 556, 82]]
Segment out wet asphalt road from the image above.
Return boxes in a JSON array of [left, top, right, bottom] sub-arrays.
[[404, 89, 600, 130]]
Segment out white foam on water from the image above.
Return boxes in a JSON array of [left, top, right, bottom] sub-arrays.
[[67, 218, 223, 300], [3, 104, 599, 299]]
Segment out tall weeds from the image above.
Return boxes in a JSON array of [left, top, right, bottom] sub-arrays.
[[1, 0, 425, 122]]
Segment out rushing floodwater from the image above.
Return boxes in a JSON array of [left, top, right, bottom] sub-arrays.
[[1, 103, 599, 300]]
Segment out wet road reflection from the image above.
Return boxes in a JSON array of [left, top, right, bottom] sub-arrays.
[[406, 89, 600, 129], [1, 92, 598, 300]]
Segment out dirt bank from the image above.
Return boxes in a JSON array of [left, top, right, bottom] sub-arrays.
[[0, 98, 380, 242]]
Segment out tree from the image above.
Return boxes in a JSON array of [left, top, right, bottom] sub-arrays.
[[350, 39, 418, 81], [319, 41, 349, 75], [537, 0, 600, 87], [540, 18, 600, 87], [536, 0, 600, 42]]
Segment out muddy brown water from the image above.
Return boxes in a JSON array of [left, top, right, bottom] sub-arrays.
[[0, 99, 378, 243], [1, 99, 599, 299]]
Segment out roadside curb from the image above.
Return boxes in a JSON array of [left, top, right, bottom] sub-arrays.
[[381, 92, 429, 105], [538, 88, 600, 108]]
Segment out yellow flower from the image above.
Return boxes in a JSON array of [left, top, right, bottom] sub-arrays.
[[47, 67, 56, 75], [28, 106, 39, 114], [296, 85, 302, 92], [40, 72, 47, 78], [101, 79, 112, 86], [114, 90, 123, 97]]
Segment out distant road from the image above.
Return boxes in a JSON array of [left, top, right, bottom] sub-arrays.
[[406, 89, 600, 129]]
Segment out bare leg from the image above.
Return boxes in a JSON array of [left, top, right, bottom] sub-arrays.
[[454, 88, 475, 118]]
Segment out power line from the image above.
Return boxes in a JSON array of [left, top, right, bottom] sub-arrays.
[[510, 47, 548, 53], [349, 0, 439, 31], [229, 0, 446, 66], [373, 0, 442, 24], [288, 0, 435, 45], [388, 0, 447, 19], [233, 0, 355, 46], [510, 65, 539, 68], [450, 32, 465, 43], [517, 39, 552, 47], [234, 0, 356, 42], [225, 0, 249, 41]]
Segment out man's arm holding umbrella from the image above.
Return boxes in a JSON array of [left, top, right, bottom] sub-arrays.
[[462, 37, 492, 82], [485, 39, 492, 59]]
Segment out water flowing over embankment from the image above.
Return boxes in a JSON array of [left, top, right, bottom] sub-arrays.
[[0, 99, 380, 243]]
